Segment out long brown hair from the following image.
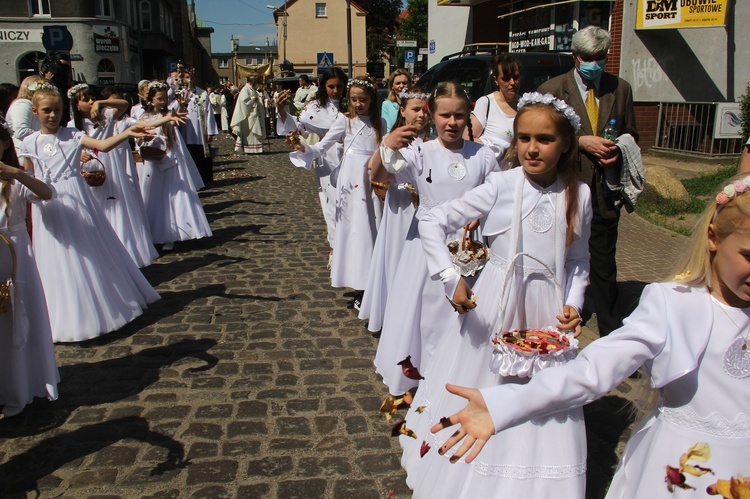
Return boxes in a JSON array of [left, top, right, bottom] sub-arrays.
[[1, 125, 21, 220], [504, 102, 580, 246], [70, 87, 97, 131], [345, 77, 383, 144], [144, 87, 174, 150]]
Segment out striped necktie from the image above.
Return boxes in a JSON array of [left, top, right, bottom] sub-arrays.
[[585, 84, 598, 134]]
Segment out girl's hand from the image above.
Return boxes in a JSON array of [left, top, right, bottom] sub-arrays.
[[449, 278, 477, 314], [465, 220, 480, 232], [431, 384, 494, 464], [169, 111, 188, 126], [90, 101, 102, 118], [126, 126, 154, 139], [383, 125, 419, 150], [556, 305, 582, 337], [80, 151, 93, 163]]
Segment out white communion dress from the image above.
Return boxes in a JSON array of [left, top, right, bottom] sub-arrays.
[[478, 282, 750, 499], [401, 168, 592, 498], [373, 139, 497, 397], [290, 113, 384, 290], [0, 178, 59, 415], [21, 128, 160, 342]]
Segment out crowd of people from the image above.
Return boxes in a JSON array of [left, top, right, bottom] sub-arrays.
[[0, 60, 215, 417], [2, 24, 750, 497], [279, 26, 750, 498]]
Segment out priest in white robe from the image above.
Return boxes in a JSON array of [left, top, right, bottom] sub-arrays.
[[230, 76, 266, 154]]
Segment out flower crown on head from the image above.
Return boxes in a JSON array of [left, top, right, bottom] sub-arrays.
[[716, 177, 750, 206], [148, 82, 168, 92], [347, 77, 376, 93], [399, 89, 430, 101], [67, 83, 90, 99], [517, 92, 582, 132], [29, 81, 58, 93]]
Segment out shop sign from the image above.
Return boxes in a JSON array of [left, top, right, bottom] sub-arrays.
[[94, 25, 120, 53], [636, 0, 729, 29], [0, 29, 43, 43]]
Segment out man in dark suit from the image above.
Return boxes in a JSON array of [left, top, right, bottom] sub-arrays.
[[538, 26, 638, 336]]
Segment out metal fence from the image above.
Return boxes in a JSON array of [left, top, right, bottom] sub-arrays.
[[655, 101, 743, 156]]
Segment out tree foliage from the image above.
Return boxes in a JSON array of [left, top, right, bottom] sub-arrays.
[[359, 0, 402, 62], [398, 0, 428, 49], [741, 82, 750, 142]]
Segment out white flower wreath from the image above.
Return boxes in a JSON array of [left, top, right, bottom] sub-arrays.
[[398, 89, 431, 101], [28, 81, 58, 93], [517, 92, 582, 132], [148, 82, 169, 92], [67, 83, 89, 99]]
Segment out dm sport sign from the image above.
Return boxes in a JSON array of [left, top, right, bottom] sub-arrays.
[[636, 0, 728, 29]]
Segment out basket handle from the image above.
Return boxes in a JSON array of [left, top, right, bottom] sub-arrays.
[[80, 154, 106, 172], [0, 232, 17, 283], [497, 252, 564, 327]]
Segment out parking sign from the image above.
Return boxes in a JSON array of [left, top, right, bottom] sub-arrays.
[[404, 50, 415, 64]]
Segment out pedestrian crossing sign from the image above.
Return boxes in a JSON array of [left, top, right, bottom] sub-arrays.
[[317, 52, 334, 71]]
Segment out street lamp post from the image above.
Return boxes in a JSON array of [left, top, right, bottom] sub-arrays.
[[231, 35, 239, 86], [267, 2, 287, 63], [346, 0, 352, 77]]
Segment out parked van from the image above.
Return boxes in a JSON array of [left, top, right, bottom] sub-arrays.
[[416, 49, 575, 104]]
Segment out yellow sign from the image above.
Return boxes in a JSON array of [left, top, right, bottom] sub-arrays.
[[636, 0, 728, 29]]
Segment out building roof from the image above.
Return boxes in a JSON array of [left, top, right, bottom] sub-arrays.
[[212, 45, 279, 58]]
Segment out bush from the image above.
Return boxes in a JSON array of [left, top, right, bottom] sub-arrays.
[[741, 82, 750, 142]]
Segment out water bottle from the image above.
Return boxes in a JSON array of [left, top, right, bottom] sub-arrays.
[[602, 118, 617, 141]]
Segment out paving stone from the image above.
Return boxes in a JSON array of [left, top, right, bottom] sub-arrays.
[[277, 479, 327, 499], [227, 421, 268, 438], [195, 404, 233, 419], [298, 457, 352, 477], [89, 446, 139, 467], [221, 440, 262, 456], [186, 460, 238, 485], [188, 442, 220, 459], [246, 456, 294, 477], [333, 479, 382, 499], [182, 423, 224, 440]]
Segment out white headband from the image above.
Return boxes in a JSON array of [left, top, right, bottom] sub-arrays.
[[517, 92, 582, 132]]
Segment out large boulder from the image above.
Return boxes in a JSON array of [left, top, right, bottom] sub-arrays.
[[641, 165, 690, 207]]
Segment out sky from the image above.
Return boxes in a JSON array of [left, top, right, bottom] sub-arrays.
[[194, 0, 280, 53]]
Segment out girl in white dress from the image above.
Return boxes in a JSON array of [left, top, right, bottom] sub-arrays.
[[0, 125, 58, 417], [69, 84, 161, 267], [358, 88, 430, 332], [372, 82, 498, 399], [138, 82, 212, 251], [290, 77, 385, 300], [278, 67, 347, 253], [398, 92, 591, 498], [20, 86, 159, 343], [469, 54, 520, 162], [433, 173, 750, 497]]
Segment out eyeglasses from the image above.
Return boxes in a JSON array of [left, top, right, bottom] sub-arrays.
[[499, 74, 520, 82]]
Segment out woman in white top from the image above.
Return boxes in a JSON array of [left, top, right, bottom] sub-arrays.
[[469, 54, 521, 162], [6, 76, 44, 155]]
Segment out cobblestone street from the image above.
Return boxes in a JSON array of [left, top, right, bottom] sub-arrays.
[[0, 134, 688, 498]]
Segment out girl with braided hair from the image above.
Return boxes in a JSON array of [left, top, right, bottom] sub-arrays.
[[372, 81, 497, 401]]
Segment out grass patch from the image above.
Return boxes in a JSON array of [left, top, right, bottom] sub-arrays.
[[635, 163, 737, 236], [682, 165, 736, 196]]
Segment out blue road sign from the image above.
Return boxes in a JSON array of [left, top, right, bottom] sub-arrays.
[[429, 40, 436, 54], [317, 52, 334, 71], [42, 25, 72, 51], [404, 50, 415, 64]]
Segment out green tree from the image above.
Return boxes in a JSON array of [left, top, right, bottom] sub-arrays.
[[395, 0, 428, 71], [359, 0, 402, 62], [741, 82, 750, 142]]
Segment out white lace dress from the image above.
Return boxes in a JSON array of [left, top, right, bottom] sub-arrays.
[[21, 128, 160, 342], [401, 168, 592, 498], [0, 180, 58, 413]]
